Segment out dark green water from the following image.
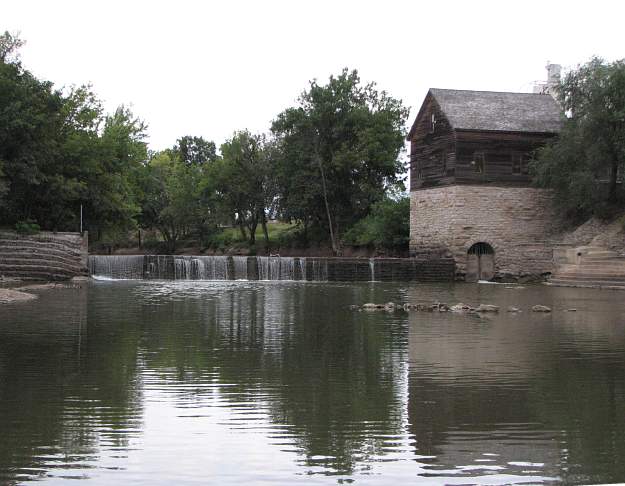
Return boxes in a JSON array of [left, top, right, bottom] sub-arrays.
[[1, 281, 624, 485]]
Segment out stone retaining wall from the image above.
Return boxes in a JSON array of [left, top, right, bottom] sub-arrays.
[[410, 186, 558, 279], [0, 231, 88, 281]]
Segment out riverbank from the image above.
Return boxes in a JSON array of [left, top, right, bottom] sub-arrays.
[[0, 276, 89, 304], [0, 288, 38, 303]]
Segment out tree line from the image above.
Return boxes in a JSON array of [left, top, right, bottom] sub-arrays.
[[5, 30, 620, 254], [0, 32, 410, 254], [532, 57, 625, 222]]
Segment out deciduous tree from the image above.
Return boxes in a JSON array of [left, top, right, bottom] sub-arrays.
[[271, 69, 408, 254], [213, 131, 276, 248], [532, 57, 625, 220]]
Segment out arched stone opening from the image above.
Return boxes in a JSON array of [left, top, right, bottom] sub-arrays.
[[466, 242, 495, 282]]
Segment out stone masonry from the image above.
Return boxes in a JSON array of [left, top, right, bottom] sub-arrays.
[[0, 231, 88, 281], [410, 186, 558, 279]]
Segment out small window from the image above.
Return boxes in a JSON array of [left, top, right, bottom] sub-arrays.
[[430, 113, 436, 133], [472, 152, 485, 173], [512, 153, 522, 174]]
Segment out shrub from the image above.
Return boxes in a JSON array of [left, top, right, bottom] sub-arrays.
[[15, 219, 41, 235], [343, 197, 410, 252]]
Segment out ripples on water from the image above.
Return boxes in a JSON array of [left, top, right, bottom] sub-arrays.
[[0, 281, 624, 484]]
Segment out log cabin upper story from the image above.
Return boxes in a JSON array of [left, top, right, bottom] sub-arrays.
[[408, 88, 562, 191]]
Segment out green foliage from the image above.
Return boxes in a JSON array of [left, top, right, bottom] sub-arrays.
[[137, 149, 216, 252], [532, 57, 625, 221], [271, 68, 409, 252], [0, 31, 24, 63], [211, 131, 276, 246], [206, 222, 299, 251], [174, 135, 217, 166], [1, 34, 410, 254], [14, 219, 40, 235], [343, 196, 410, 252], [0, 34, 147, 236]]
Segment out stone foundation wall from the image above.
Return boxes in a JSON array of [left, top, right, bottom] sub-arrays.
[[0, 231, 88, 281], [410, 186, 558, 279]]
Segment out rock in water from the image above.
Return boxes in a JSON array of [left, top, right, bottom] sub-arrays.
[[475, 304, 500, 313], [507, 306, 521, 312], [532, 305, 552, 312], [450, 303, 473, 312]]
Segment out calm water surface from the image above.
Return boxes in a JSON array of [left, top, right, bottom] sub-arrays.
[[1, 281, 624, 485]]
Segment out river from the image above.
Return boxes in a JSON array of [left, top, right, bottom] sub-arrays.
[[0, 280, 624, 484]]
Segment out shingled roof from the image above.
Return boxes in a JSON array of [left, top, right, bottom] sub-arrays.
[[423, 88, 562, 134]]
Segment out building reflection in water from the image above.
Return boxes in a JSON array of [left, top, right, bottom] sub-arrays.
[[405, 285, 625, 483], [1, 281, 624, 484]]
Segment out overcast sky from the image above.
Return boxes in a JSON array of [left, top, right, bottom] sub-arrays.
[[4, 0, 624, 151]]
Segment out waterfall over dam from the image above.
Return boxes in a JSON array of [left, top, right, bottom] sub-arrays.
[[88, 255, 454, 282], [89, 255, 321, 281]]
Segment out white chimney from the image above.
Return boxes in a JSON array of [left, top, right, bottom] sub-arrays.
[[533, 62, 561, 99], [546, 63, 561, 88]]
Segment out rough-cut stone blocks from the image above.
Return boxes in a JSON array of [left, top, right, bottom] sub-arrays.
[[410, 186, 557, 279], [0, 231, 88, 281]]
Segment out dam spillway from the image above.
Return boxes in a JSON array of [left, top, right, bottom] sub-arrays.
[[88, 255, 454, 282]]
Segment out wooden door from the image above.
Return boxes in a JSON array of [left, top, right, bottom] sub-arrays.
[[466, 242, 495, 282]]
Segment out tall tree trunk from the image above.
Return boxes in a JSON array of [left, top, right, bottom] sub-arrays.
[[261, 210, 270, 251], [248, 218, 258, 245], [315, 152, 338, 255], [238, 219, 248, 241]]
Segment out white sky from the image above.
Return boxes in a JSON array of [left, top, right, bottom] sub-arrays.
[[4, 0, 624, 151]]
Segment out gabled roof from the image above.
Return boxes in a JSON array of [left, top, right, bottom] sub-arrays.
[[407, 88, 562, 139]]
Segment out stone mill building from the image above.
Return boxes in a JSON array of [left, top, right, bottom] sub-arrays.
[[408, 69, 563, 281]]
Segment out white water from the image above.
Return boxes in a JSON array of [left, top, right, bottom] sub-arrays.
[[256, 256, 302, 280], [232, 256, 249, 280], [298, 258, 307, 281], [174, 256, 229, 280], [88, 255, 334, 281], [147, 255, 171, 279], [89, 255, 144, 280]]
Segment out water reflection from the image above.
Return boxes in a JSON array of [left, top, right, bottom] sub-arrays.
[[0, 281, 624, 484], [126, 281, 411, 476], [405, 284, 625, 484], [0, 286, 143, 484]]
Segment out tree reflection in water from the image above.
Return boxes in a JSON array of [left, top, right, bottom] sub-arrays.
[[1, 281, 624, 484]]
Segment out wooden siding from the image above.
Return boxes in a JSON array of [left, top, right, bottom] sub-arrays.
[[410, 119, 556, 190], [454, 130, 555, 186], [409, 94, 456, 191]]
